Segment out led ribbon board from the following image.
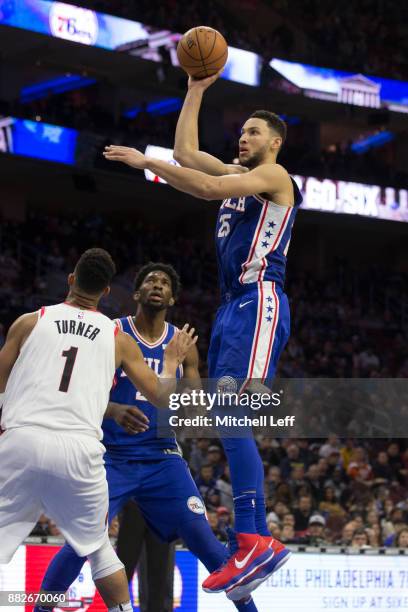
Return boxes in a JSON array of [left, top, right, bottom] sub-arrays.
[[0, 116, 77, 164], [143, 145, 408, 223], [2, 1, 408, 108], [0, 0, 258, 86]]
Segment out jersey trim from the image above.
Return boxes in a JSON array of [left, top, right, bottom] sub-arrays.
[[127, 317, 168, 348], [63, 301, 98, 312], [261, 282, 280, 379], [241, 281, 279, 387], [39, 306, 46, 319], [239, 199, 291, 284], [259, 205, 292, 281], [239, 200, 268, 284]]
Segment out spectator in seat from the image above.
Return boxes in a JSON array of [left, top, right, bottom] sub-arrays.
[[280, 443, 305, 479], [347, 447, 373, 483], [189, 438, 211, 475], [215, 463, 233, 512], [300, 514, 328, 546], [206, 444, 225, 479], [194, 464, 220, 510], [395, 528, 408, 548], [280, 524, 297, 544], [294, 494, 314, 532], [319, 434, 341, 459], [340, 438, 356, 471], [339, 521, 357, 546], [372, 451, 396, 483], [305, 463, 323, 502], [351, 528, 370, 549], [265, 465, 282, 499], [319, 485, 347, 519]]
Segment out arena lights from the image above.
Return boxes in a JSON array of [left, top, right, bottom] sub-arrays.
[[2, 1, 408, 110], [351, 131, 395, 154], [21, 74, 96, 103], [143, 144, 408, 224]]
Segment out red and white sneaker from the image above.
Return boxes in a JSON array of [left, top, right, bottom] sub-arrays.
[[226, 535, 291, 601], [202, 529, 274, 595]]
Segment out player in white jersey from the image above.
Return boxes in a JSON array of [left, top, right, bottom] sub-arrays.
[[0, 248, 196, 611]]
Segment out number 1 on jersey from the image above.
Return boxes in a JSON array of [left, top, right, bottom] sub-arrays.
[[59, 346, 78, 392]]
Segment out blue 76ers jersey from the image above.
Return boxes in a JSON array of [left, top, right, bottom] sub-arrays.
[[102, 317, 183, 460], [215, 177, 302, 297]]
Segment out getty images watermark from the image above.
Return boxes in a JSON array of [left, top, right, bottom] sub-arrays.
[[167, 384, 296, 429]]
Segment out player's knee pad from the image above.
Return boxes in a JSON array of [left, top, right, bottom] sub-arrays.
[[87, 535, 124, 581]]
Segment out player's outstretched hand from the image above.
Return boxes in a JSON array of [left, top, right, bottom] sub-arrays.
[[112, 404, 149, 434], [165, 324, 198, 366], [103, 145, 147, 169], [188, 69, 223, 92]]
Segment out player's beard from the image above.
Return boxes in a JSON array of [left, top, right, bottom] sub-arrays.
[[139, 295, 167, 312], [240, 144, 269, 169], [145, 300, 167, 313]]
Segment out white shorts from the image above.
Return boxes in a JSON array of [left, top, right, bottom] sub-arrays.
[[0, 427, 108, 564]]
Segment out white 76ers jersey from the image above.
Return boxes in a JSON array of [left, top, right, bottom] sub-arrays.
[[2, 303, 117, 439]]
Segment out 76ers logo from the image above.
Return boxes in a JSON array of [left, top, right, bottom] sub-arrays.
[[49, 3, 99, 45], [187, 496, 205, 514]]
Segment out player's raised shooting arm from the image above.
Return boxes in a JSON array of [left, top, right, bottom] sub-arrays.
[[0, 313, 38, 393], [173, 75, 247, 176]]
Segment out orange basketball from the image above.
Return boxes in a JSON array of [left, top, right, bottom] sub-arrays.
[[177, 26, 228, 79]]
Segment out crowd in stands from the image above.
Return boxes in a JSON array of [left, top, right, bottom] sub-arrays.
[[270, 0, 408, 80], [1, 209, 407, 546], [186, 435, 408, 547], [63, 0, 408, 80]]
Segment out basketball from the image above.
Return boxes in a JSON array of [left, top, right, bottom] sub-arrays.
[[177, 26, 228, 79]]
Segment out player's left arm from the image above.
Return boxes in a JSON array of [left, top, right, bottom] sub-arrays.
[[103, 146, 290, 201], [181, 342, 201, 388], [0, 313, 38, 393], [117, 325, 197, 408]]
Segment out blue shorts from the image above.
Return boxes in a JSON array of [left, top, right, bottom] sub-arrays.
[[105, 455, 206, 542], [208, 281, 290, 383]]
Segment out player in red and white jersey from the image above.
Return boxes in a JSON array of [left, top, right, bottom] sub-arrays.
[[3, 302, 117, 438], [0, 248, 196, 612]]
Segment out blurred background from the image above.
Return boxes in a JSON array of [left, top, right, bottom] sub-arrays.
[[0, 0, 407, 610]]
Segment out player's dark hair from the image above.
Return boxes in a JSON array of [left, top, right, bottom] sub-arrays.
[[250, 110, 287, 147], [134, 262, 181, 299], [75, 248, 116, 294]]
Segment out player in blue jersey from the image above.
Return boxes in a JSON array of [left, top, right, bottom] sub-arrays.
[[103, 71, 302, 600], [35, 262, 259, 612]]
